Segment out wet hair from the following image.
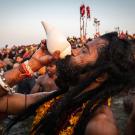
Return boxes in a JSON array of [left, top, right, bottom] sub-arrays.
[[4, 32, 135, 135]]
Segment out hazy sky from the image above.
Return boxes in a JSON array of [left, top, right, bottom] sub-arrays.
[[0, 0, 135, 47]]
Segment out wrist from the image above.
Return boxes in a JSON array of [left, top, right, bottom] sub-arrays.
[[28, 57, 43, 72], [0, 71, 15, 94], [18, 58, 41, 78]]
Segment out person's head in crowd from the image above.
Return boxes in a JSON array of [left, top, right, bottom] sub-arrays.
[[46, 63, 57, 78], [16, 56, 23, 63], [5, 44, 8, 48]]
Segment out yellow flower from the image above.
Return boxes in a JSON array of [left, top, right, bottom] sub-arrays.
[[59, 103, 86, 135], [31, 96, 61, 134]]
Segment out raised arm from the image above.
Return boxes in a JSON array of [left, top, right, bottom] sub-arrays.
[[0, 46, 60, 96]]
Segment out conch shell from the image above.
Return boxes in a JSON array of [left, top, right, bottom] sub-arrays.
[[41, 21, 71, 59]]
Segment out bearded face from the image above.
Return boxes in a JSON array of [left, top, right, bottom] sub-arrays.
[[55, 32, 121, 90], [55, 55, 81, 90], [55, 38, 109, 89]]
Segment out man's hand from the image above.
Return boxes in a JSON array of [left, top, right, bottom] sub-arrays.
[[38, 50, 60, 65], [32, 40, 48, 60], [52, 50, 60, 61], [28, 40, 50, 71], [28, 39, 60, 71]]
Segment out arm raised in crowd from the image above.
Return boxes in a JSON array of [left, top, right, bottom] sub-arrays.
[[3, 47, 52, 87], [0, 45, 60, 116]]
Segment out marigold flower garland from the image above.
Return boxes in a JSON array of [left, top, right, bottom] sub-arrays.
[[59, 103, 86, 135], [31, 96, 60, 134], [31, 96, 111, 135], [31, 97, 86, 135]]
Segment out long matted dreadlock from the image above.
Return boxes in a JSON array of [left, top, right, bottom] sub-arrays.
[[4, 32, 135, 135]]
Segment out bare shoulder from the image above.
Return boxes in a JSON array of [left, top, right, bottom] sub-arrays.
[[37, 74, 50, 83]]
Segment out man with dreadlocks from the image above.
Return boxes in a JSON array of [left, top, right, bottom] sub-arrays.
[[30, 31, 135, 135], [3, 22, 135, 135]]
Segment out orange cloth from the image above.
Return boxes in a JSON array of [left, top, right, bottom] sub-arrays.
[[38, 67, 46, 75]]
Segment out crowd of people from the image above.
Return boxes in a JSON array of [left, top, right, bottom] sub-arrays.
[[0, 44, 37, 68], [0, 22, 135, 135]]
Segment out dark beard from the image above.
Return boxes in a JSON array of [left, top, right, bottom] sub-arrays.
[[55, 55, 82, 90]]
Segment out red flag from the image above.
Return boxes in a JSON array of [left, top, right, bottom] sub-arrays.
[[80, 4, 85, 17], [86, 6, 90, 18]]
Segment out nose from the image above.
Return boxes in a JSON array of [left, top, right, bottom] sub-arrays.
[[71, 50, 76, 56], [71, 49, 80, 56]]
